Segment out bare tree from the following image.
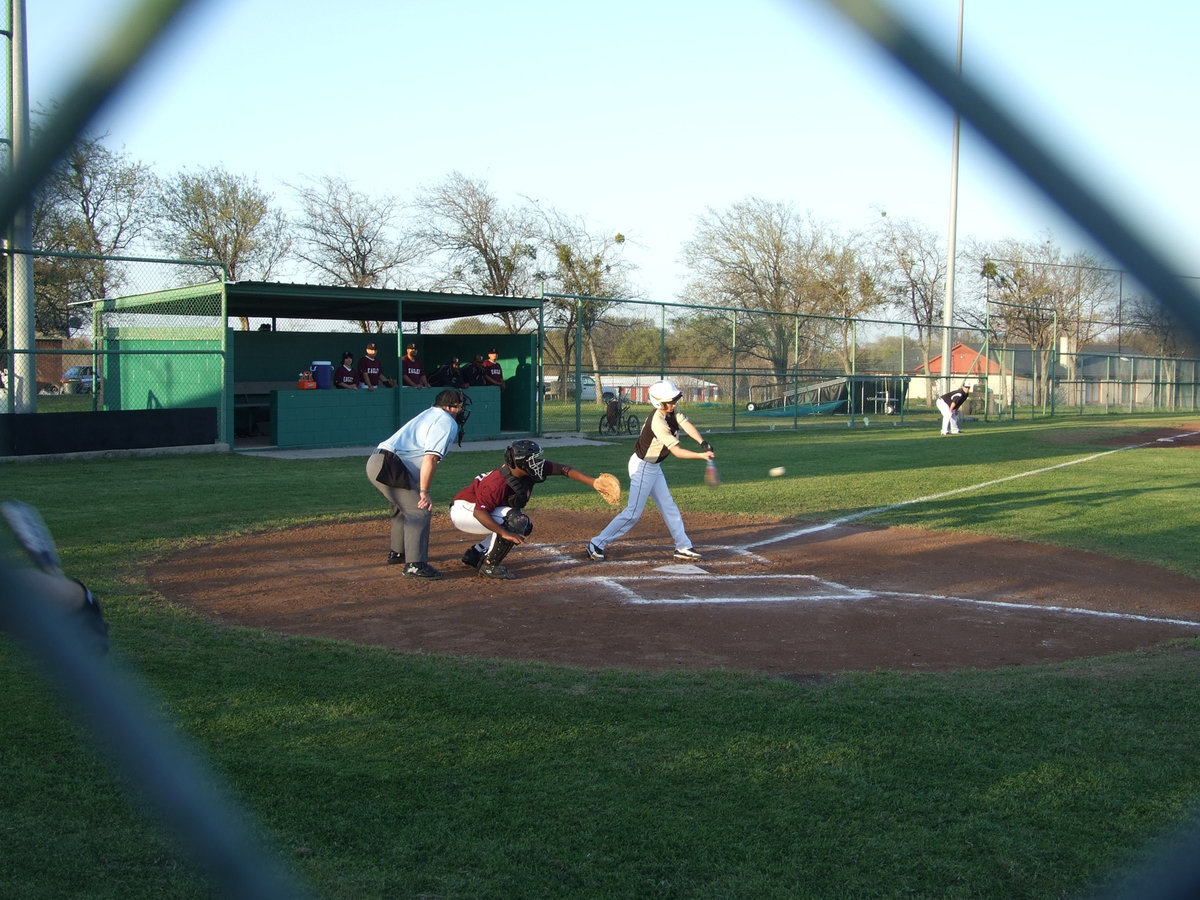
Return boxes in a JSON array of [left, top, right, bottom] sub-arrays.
[[537, 211, 634, 402], [290, 174, 422, 331], [413, 171, 542, 332], [156, 166, 292, 283], [874, 214, 946, 380], [979, 237, 1120, 402], [1126, 294, 1197, 357], [682, 198, 870, 376]]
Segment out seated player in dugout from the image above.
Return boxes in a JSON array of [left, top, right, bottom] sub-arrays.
[[429, 356, 469, 388], [449, 440, 614, 579], [461, 354, 488, 387]]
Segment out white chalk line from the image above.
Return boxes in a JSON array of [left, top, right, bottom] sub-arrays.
[[554, 573, 1200, 628]]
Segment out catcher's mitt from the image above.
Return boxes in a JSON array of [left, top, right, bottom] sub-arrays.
[[594, 473, 621, 506]]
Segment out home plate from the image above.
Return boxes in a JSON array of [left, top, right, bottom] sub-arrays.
[[654, 563, 709, 575]]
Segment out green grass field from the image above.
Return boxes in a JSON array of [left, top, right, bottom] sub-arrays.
[[3, 414, 1200, 898]]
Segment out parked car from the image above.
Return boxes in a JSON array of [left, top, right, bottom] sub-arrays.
[[60, 365, 99, 393], [566, 375, 615, 402]]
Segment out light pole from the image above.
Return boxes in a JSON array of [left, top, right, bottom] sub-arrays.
[[941, 0, 964, 395]]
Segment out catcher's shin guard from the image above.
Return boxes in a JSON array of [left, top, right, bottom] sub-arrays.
[[483, 510, 533, 566]]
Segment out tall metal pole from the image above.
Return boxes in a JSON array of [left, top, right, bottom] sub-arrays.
[[9, 0, 35, 412], [941, 0, 964, 394]]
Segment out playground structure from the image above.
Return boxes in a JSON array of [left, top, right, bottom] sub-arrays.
[[744, 375, 910, 418]]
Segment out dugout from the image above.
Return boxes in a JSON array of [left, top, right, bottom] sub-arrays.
[[57, 281, 545, 453]]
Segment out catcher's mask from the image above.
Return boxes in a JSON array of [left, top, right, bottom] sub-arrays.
[[648, 379, 684, 410], [504, 439, 546, 482]]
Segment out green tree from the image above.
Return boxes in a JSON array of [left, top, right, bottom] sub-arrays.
[[24, 126, 155, 335], [155, 166, 293, 330]]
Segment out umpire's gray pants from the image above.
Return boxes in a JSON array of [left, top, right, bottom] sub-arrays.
[[365, 451, 432, 563]]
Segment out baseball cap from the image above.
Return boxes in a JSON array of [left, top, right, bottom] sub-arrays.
[[366, 342, 377, 351], [406, 343, 417, 350], [488, 347, 498, 354]]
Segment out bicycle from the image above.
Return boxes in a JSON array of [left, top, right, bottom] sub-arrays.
[[598, 396, 640, 436]]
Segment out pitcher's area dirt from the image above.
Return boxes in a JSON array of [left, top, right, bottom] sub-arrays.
[[149, 511, 1200, 677]]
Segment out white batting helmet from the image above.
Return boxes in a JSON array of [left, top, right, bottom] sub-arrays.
[[648, 380, 684, 409]]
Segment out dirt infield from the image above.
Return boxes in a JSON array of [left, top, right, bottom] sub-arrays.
[[149, 509, 1200, 677]]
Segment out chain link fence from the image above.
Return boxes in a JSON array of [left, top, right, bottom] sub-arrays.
[[540, 294, 1200, 434], [3, 250, 226, 420]]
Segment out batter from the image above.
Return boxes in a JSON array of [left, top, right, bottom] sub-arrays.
[[586, 380, 714, 562]]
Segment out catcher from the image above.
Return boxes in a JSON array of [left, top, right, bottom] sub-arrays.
[[449, 439, 621, 579]]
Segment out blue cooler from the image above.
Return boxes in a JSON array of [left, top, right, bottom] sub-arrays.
[[311, 361, 333, 390]]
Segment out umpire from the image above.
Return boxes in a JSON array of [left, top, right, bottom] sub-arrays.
[[366, 389, 469, 580]]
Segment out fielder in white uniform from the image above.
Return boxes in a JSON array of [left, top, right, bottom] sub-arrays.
[[936, 383, 972, 435], [587, 380, 714, 562]]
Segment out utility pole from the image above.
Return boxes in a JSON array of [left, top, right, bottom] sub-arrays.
[[941, 0, 964, 393], [7, 0, 36, 412]]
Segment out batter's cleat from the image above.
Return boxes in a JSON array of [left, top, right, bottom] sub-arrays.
[[461, 546, 484, 568], [402, 562, 442, 580], [386, 550, 405, 565], [673, 547, 703, 561], [477, 562, 515, 580], [586, 542, 605, 561]]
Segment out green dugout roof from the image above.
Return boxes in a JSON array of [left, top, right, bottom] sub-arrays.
[[100, 280, 544, 324]]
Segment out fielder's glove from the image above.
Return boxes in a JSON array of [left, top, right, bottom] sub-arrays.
[[700, 440, 714, 455], [594, 473, 622, 506]]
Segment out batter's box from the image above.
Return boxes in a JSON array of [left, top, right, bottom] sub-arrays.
[[567, 573, 1200, 630]]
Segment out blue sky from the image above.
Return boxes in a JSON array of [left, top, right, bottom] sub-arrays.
[[25, 0, 1200, 301]]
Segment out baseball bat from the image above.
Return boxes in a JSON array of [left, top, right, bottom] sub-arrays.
[[705, 458, 720, 487]]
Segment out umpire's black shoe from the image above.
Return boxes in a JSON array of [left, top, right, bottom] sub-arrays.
[[387, 550, 405, 565], [403, 562, 442, 580]]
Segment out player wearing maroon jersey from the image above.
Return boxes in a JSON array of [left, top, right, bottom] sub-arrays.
[[400, 344, 430, 388], [450, 440, 599, 579], [334, 351, 358, 389], [357, 342, 396, 390], [482, 348, 505, 391]]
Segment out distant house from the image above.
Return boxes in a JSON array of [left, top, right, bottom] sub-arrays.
[[544, 373, 720, 404], [908, 341, 1067, 406], [606, 374, 719, 404]]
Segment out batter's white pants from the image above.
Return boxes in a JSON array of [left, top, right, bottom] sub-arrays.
[[450, 499, 515, 557], [936, 397, 959, 434], [589, 453, 692, 552]]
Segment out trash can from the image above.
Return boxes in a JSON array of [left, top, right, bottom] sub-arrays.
[[311, 361, 333, 390]]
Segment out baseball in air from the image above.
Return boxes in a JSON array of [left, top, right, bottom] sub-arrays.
[[769, 466, 786, 477]]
